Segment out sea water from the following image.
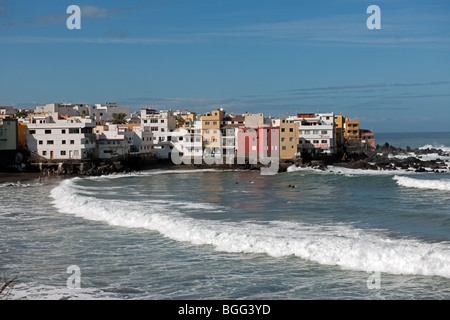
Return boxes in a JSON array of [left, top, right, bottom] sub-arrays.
[[1, 132, 450, 300]]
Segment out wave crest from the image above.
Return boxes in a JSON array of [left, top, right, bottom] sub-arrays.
[[394, 175, 450, 191], [50, 178, 450, 279]]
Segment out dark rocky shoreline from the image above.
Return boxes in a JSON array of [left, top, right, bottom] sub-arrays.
[[1, 143, 449, 183]]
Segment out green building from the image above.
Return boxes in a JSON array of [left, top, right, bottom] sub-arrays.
[[0, 118, 18, 151]]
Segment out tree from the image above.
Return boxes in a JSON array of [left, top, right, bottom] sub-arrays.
[[110, 113, 128, 124], [14, 110, 29, 119]]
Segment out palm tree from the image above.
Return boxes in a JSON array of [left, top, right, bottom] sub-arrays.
[[110, 113, 128, 124]]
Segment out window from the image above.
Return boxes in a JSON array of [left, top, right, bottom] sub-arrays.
[[213, 121, 217, 125], [29, 130, 36, 134], [62, 140, 66, 144], [160, 119, 165, 123], [281, 138, 285, 142], [151, 127, 158, 131], [321, 140, 327, 143], [289, 137, 293, 141], [70, 140, 75, 145], [45, 130, 51, 134], [313, 140, 319, 144], [47, 140, 54, 145], [144, 120, 148, 124], [205, 121, 210, 126], [281, 128, 285, 132], [69, 128, 79, 134], [313, 130, 319, 134], [61, 151, 66, 156], [42, 151, 47, 156], [289, 128, 294, 132], [282, 146, 287, 150], [321, 130, 328, 134], [74, 150, 79, 156], [205, 130, 210, 134], [62, 129, 66, 134], [39, 140, 43, 145]]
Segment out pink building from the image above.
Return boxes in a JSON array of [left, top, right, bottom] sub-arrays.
[[360, 129, 375, 149], [237, 126, 280, 163]]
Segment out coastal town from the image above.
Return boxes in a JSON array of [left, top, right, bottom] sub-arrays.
[[1, 103, 378, 174]]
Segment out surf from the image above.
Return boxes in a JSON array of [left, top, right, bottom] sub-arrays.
[[50, 177, 450, 279]]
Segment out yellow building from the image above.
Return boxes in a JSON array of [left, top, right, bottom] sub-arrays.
[[334, 115, 346, 146], [279, 119, 299, 159], [345, 119, 360, 139], [176, 113, 196, 128], [202, 108, 225, 151]]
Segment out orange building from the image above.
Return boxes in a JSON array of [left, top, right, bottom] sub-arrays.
[[17, 122, 27, 150], [345, 119, 360, 139]]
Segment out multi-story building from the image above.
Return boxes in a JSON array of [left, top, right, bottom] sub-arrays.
[[94, 124, 133, 159], [0, 107, 17, 119], [334, 115, 346, 149], [360, 129, 375, 149], [91, 103, 131, 125], [237, 126, 280, 163], [345, 119, 360, 139], [35, 103, 90, 118], [287, 113, 335, 155], [0, 118, 18, 151], [201, 108, 226, 159], [272, 118, 299, 160], [26, 112, 96, 160], [140, 108, 176, 159], [174, 110, 197, 128]]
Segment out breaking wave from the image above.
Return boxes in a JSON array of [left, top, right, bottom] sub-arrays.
[[287, 165, 415, 177], [394, 175, 450, 191], [420, 144, 450, 153], [50, 178, 450, 279]]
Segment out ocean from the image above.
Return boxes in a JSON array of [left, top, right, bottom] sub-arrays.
[[1, 132, 450, 300]]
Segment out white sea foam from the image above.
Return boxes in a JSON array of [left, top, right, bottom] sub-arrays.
[[393, 175, 450, 191], [419, 144, 450, 153], [287, 165, 416, 177], [50, 178, 450, 279], [83, 168, 237, 181]]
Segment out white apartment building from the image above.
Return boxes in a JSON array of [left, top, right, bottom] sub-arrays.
[[94, 125, 133, 159], [170, 121, 203, 163], [132, 125, 154, 155], [27, 112, 96, 160], [287, 112, 335, 154], [141, 109, 176, 159], [90, 103, 131, 124], [35, 103, 90, 117]]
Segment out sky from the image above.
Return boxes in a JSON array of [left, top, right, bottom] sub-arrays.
[[0, 0, 449, 132]]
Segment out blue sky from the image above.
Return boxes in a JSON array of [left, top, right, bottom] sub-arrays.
[[0, 0, 449, 132]]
